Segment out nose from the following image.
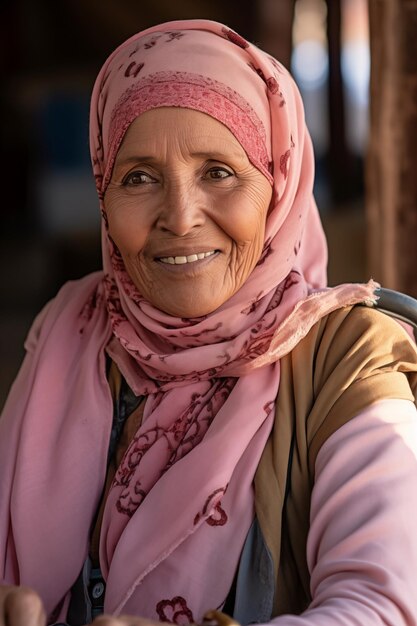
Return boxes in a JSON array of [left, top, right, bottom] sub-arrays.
[[156, 180, 205, 236]]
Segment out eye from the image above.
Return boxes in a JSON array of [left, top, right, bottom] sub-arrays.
[[205, 166, 234, 181], [122, 170, 157, 186]]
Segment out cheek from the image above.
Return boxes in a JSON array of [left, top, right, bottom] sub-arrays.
[[105, 201, 149, 255], [218, 188, 270, 246]]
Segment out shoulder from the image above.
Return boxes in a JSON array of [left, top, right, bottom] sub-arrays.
[[281, 304, 417, 470], [318, 303, 415, 352], [291, 304, 417, 384], [24, 271, 105, 353]]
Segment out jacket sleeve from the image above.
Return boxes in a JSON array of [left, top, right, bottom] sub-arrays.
[[263, 398, 417, 625]]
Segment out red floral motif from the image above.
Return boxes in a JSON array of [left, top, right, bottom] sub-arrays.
[[114, 381, 235, 517], [206, 502, 228, 526], [222, 27, 249, 49], [129, 45, 139, 58], [100, 207, 108, 227], [294, 239, 301, 256], [263, 400, 276, 416], [283, 272, 300, 291], [104, 274, 127, 329], [248, 63, 286, 104], [144, 38, 158, 49], [166, 379, 234, 467], [156, 597, 194, 624], [229, 332, 273, 365], [110, 241, 123, 266], [267, 77, 286, 106], [247, 62, 266, 82], [181, 315, 208, 324], [114, 425, 165, 516], [109, 241, 142, 303], [265, 271, 301, 314], [96, 130, 103, 159], [278, 92, 286, 107], [194, 487, 228, 526], [125, 61, 145, 78], [241, 292, 265, 315], [78, 286, 103, 334], [280, 149, 291, 179], [256, 237, 273, 267], [149, 366, 223, 386], [166, 322, 224, 349], [222, 315, 276, 364], [266, 77, 279, 94], [165, 31, 185, 42], [222, 290, 310, 364], [94, 174, 104, 202], [267, 54, 284, 74], [99, 86, 110, 110], [101, 69, 112, 89]]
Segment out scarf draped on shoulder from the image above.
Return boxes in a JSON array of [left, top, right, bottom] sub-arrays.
[[0, 19, 377, 624]]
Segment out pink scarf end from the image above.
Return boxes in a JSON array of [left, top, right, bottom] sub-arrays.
[[229, 280, 380, 375]]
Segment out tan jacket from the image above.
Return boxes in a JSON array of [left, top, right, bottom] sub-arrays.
[[254, 305, 417, 616]]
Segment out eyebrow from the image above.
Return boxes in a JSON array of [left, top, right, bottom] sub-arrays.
[[115, 155, 159, 165], [190, 150, 246, 161]]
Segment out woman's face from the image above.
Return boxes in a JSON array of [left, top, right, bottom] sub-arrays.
[[104, 107, 272, 318]]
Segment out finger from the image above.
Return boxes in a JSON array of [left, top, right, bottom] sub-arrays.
[[92, 615, 162, 626], [201, 610, 239, 626], [4, 588, 46, 626], [92, 615, 125, 626]]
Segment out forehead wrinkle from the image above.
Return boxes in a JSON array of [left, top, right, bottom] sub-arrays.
[[115, 138, 250, 170], [115, 149, 247, 165]]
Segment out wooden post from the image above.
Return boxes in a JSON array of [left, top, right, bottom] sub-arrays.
[[257, 0, 296, 69], [326, 0, 350, 204], [367, 0, 417, 296]]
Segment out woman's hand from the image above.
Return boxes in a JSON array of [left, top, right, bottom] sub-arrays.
[[0, 585, 46, 626], [91, 610, 239, 626], [91, 617, 169, 626]]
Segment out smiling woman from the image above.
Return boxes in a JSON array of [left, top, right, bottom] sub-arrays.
[[1, 18, 417, 626], [105, 108, 272, 317]]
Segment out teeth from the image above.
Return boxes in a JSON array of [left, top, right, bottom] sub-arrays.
[[159, 251, 216, 265]]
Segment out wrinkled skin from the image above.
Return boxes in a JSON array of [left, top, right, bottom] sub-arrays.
[[104, 107, 273, 318]]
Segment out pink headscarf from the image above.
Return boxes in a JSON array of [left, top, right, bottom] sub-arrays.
[[0, 20, 377, 624]]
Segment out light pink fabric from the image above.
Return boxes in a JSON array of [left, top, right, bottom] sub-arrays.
[[0, 19, 379, 624], [259, 398, 417, 625]]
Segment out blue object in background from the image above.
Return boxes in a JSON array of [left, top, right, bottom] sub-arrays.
[[36, 92, 91, 172], [34, 90, 99, 234]]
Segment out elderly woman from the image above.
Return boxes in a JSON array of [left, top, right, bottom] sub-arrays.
[[2, 19, 417, 626]]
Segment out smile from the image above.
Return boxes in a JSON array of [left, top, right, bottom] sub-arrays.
[[158, 251, 216, 265]]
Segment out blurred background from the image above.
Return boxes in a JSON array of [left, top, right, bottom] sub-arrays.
[[1, 0, 416, 407]]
